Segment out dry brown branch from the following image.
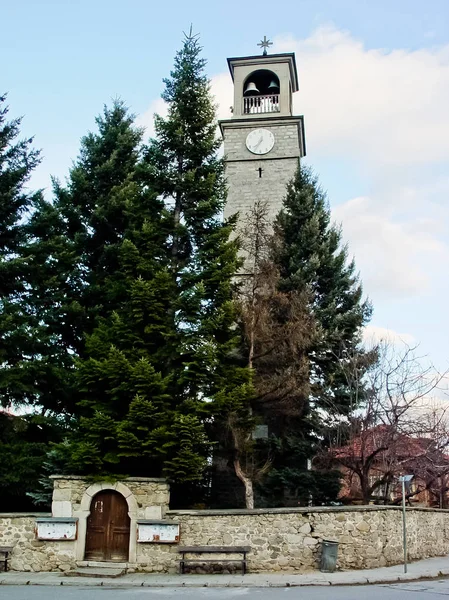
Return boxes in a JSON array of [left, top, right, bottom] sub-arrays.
[[223, 200, 315, 508], [323, 341, 449, 504]]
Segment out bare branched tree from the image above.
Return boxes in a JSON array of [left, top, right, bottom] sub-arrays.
[[322, 341, 448, 504], [222, 201, 315, 508], [238, 201, 315, 417], [401, 404, 449, 507]]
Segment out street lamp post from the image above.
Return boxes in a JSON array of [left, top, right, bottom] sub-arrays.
[[399, 474, 414, 573]]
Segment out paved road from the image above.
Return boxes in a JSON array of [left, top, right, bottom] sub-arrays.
[[3, 581, 449, 600]]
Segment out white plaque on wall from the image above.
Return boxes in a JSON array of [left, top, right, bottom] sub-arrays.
[[35, 517, 78, 541], [137, 520, 180, 543]]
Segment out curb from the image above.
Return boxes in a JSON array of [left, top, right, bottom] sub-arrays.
[[1, 570, 449, 588]]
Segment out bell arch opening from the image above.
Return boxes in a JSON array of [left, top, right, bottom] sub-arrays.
[[243, 70, 280, 114], [243, 69, 280, 96]]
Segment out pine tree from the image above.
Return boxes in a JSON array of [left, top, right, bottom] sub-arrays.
[[25, 100, 188, 479], [25, 31, 248, 492], [68, 271, 213, 481], [28, 100, 150, 353], [0, 411, 67, 511], [0, 96, 74, 508], [141, 30, 250, 495], [0, 94, 43, 409], [0, 94, 41, 290], [144, 28, 243, 405], [257, 165, 372, 505], [275, 166, 372, 413], [19, 100, 160, 416]]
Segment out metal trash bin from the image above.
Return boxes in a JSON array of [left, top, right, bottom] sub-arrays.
[[320, 539, 339, 572]]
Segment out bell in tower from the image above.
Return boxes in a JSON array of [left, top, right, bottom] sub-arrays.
[[243, 70, 281, 113]]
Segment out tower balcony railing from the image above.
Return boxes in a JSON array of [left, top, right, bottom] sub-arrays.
[[243, 94, 280, 115]]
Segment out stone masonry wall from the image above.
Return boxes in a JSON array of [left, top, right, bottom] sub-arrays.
[[0, 477, 170, 572], [0, 514, 76, 572], [223, 122, 301, 224], [166, 506, 449, 573], [125, 479, 169, 520], [51, 476, 170, 520], [224, 157, 299, 223], [223, 123, 301, 163], [3, 501, 449, 573]]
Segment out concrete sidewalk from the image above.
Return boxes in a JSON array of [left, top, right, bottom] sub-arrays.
[[1, 555, 449, 588]]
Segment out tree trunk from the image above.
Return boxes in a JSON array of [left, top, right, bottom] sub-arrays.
[[171, 155, 184, 269], [172, 191, 181, 265], [360, 474, 370, 504], [234, 458, 254, 509], [247, 210, 262, 371]]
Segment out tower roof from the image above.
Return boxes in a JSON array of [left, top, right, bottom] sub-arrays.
[[227, 53, 299, 92]]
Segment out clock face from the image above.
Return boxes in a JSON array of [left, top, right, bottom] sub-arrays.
[[246, 128, 275, 155]]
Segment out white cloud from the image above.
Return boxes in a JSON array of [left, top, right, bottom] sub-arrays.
[[136, 26, 449, 302], [270, 26, 449, 300], [138, 25, 449, 170], [136, 97, 167, 138], [332, 195, 449, 297], [274, 26, 449, 166], [210, 73, 233, 121], [363, 325, 415, 347]]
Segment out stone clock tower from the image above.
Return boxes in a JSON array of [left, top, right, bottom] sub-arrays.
[[220, 43, 306, 231]]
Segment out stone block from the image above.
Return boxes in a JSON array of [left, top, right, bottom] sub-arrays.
[[356, 521, 371, 533], [52, 488, 71, 502], [144, 506, 163, 520], [304, 537, 319, 546], [339, 535, 353, 544], [51, 500, 72, 517]]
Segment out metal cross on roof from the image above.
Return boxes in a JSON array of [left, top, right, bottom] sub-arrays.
[[258, 36, 273, 56]]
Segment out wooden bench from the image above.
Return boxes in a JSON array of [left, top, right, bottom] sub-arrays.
[[179, 545, 250, 575], [0, 546, 14, 572]]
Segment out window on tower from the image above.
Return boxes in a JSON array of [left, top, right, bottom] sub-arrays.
[[243, 70, 280, 115]]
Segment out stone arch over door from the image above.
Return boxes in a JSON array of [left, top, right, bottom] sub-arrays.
[[74, 482, 138, 563]]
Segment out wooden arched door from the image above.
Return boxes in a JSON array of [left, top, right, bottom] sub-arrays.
[[85, 490, 130, 561]]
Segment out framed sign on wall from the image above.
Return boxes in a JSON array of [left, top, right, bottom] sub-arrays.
[[137, 520, 180, 543], [35, 517, 78, 541]]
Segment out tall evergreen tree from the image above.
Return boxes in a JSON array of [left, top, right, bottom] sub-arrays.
[[25, 100, 183, 478], [139, 29, 252, 497], [144, 31, 249, 421], [0, 97, 69, 508], [28, 101, 150, 354], [18, 100, 160, 416], [32, 32, 248, 492], [0, 411, 65, 511], [257, 165, 372, 505], [0, 94, 43, 409], [275, 166, 372, 412], [0, 93, 70, 416], [0, 94, 41, 292]]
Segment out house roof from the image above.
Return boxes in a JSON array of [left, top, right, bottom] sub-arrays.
[[332, 424, 436, 461]]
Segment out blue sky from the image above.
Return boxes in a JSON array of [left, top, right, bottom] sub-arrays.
[[3, 0, 449, 373]]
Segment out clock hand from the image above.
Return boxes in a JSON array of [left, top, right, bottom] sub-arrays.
[[253, 136, 264, 150]]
